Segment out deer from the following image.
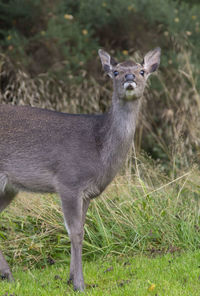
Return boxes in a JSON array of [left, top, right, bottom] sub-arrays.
[[0, 47, 161, 291]]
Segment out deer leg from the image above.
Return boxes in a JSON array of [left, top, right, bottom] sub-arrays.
[[0, 184, 18, 281], [82, 198, 90, 226], [0, 250, 14, 281], [67, 197, 90, 288], [60, 187, 86, 291]]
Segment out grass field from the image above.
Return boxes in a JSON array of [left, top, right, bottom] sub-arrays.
[[0, 251, 199, 295]]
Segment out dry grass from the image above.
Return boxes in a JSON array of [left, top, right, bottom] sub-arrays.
[[0, 54, 110, 114], [139, 49, 200, 168]]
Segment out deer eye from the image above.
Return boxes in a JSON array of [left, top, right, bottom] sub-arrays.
[[113, 71, 119, 77], [140, 70, 145, 76]]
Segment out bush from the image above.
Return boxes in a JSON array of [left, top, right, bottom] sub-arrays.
[[1, 0, 200, 78]]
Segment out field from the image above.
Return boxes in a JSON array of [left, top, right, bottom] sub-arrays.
[[0, 251, 199, 295]]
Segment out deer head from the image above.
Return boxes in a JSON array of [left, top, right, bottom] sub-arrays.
[[99, 47, 161, 101]]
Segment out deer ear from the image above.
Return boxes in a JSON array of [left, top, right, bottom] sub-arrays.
[[98, 49, 117, 78], [142, 47, 161, 74]]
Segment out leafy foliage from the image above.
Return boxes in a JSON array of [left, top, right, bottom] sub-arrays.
[[0, 0, 199, 76]]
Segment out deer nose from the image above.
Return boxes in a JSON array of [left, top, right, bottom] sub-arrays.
[[125, 74, 135, 81]]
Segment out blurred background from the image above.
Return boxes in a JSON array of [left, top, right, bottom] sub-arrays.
[[0, 0, 200, 170], [0, 0, 200, 268]]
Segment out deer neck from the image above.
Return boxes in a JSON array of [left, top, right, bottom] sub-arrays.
[[99, 93, 141, 184]]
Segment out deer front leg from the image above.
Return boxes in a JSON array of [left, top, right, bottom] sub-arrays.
[[60, 188, 85, 291], [0, 185, 18, 281], [0, 250, 13, 281], [67, 197, 90, 288]]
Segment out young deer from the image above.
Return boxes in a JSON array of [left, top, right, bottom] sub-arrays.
[[0, 48, 161, 291]]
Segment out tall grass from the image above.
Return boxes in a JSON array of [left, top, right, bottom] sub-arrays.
[[137, 48, 200, 168], [0, 155, 199, 268]]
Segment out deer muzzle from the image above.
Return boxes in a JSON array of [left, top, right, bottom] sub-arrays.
[[124, 81, 137, 90]]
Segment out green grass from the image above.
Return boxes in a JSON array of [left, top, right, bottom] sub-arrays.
[[0, 251, 199, 295]]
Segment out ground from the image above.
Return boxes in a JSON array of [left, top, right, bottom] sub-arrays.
[[0, 251, 199, 295]]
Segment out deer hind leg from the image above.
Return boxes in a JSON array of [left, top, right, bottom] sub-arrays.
[[0, 174, 18, 281], [59, 186, 88, 291], [0, 250, 14, 281]]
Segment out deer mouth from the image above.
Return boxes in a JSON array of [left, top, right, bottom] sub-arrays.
[[124, 82, 137, 90]]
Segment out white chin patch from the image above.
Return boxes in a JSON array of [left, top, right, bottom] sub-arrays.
[[124, 82, 137, 90], [124, 82, 137, 100]]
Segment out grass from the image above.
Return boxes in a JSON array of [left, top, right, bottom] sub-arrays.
[[0, 251, 199, 295]]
